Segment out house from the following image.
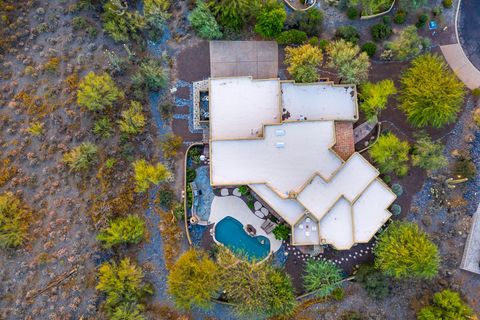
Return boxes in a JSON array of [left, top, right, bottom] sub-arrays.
[[207, 76, 396, 250]]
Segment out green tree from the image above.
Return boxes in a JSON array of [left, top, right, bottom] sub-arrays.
[[371, 23, 392, 41], [374, 221, 439, 279], [355, 263, 390, 299], [63, 142, 98, 172], [220, 257, 296, 318], [188, 0, 222, 40], [272, 224, 290, 240], [118, 101, 145, 135], [303, 259, 343, 296], [412, 134, 448, 171], [167, 249, 220, 310], [417, 289, 474, 320], [335, 25, 360, 44], [359, 79, 397, 121], [276, 29, 307, 45], [385, 26, 430, 61], [97, 215, 146, 248], [132, 58, 168, 91], [254, 5, 286, 39], [93, 117, 114, 138], [285, 9, 323, 36], [400, 53, 465, 128], [369, 133, 410, 176], [0, 192, 31, 248], [102, 1, 145, 42], [132, 159, 171, 193], [77, 72, 124, 112], [144, 0, 171, 41], [161, 134, 183, 159], [285, 44, 323, 83], [327, 39, 371, 84], [96, 258, 152, 319], [208, 0, 253, 31]]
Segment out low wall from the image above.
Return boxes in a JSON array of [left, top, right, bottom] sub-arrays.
[[283, 0, 317, 12]]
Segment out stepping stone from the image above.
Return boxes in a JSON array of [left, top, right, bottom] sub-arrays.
[[220, 188, 229, 196], [260, 207, 269, 215], [254, 201, 262, 210], [232, 188, 241, 197], [254, 210, 265, 218]]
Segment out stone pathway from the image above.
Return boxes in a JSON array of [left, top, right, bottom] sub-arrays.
[[440, 43, 480, 90], [460, 203, 480, 274]]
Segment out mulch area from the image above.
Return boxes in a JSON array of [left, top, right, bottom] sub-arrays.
[[176, 41, 210, 82], [172, 118, 203, 142]]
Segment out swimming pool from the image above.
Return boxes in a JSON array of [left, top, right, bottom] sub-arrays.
[[214, 216, 270, 261]]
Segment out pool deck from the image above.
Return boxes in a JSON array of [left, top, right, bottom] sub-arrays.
[[209, 196, 283, 253]]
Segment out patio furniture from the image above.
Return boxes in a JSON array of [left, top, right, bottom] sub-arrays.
[[306, 217, 311, 223], [312, 226, 317, 231], [305, 231, 310, 237], [261, 219, 277, 234], [299, 224, 304, 229], [246, 224, 256, 236]]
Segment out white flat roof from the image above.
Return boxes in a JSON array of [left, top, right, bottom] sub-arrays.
[[296, 153, 378, 221], [211, 121, 342, 196], [209, 77, 280, 140], [293, 215, 320, 245], [249, 184, 305, 225], [319, 198, 354, 249], [353, 180, 395, 243], [281, 82, 357, 121]]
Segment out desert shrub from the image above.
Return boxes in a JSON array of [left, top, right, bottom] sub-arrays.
[[473, 108, 480, 126], [391, 203, 402, 215], [167, 248, 220, 310], [359, 79, 397, 121], [374, 221, 439, 279], [385, 25, 430, 61], [72, 16, 89, 30], [327, 39, 371, 84], [158, 186, 175, 210], [391, 183, 403, 196], [369, 133, 410, 176], [411, 134, 448, 171], [238, 185, 249, 195], [417, 289, 474, 320], [335, 25, 360, 44], [132, 159, 171, 193], [371, 23, 392, 41], [0, 193, 31, 248], [28, 121, 44, 136], [272, 224, 290, 240], [285, 44, 323, 83], [161, 134, 183, 159], [472, 87, 480, 96], [453, 156, 476, 179], [432, 6, 442, 17], [97, 215, 146, 248], [188, 0, 222, 40], [118, 101, 145, 135], [172, 202, 184, 221], [93, 117, 113, 138], [186, 168, 197, 184], [319, 39, 329, 50], [442, 0, 452, 8], [341, 311, 365, 320], [101, 1, 145, 42], [303, 259, 343, 296], [308, 36, 319, 46], [276, 30, 307, 45], [96, 258, 152, 318], [285, 8, 323, 36], [144, 0, 171, 41], [220, 256, 296, 318], [208, 0, 253, 31], [400, 53, 465, 127], [77, 72, 124, 112], [355, 264, 390, 299], [416, 13, 428, 28], [347, 6, 358, 19], [361, 42, 377, 57], [44, 57, 60, 73], [132, 58, 168, 91], [63, 142, 98, 172], [383, 15, 391, 24], [393, 10, 407, 24], [254, 3, 286, 39]]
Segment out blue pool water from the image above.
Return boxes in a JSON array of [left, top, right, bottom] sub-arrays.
[[214, 216, 270, 261]]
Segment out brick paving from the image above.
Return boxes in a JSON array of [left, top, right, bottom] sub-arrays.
[[333, 121, 355, 160]]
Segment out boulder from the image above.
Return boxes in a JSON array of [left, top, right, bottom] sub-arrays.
[[232, 188, 241, 197], [220, 188, 229, 196], [254, 201, 262, 210]]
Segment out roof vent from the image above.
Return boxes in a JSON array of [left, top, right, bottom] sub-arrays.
[[275, 142, 285, 148], [275, 129, 285, 136]]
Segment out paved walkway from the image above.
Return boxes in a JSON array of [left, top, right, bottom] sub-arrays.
[[439, 0, 480, 90], [460, 203, 480, 275]]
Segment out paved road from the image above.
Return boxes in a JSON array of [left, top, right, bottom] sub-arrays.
[[458, 0, 480, 70]]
